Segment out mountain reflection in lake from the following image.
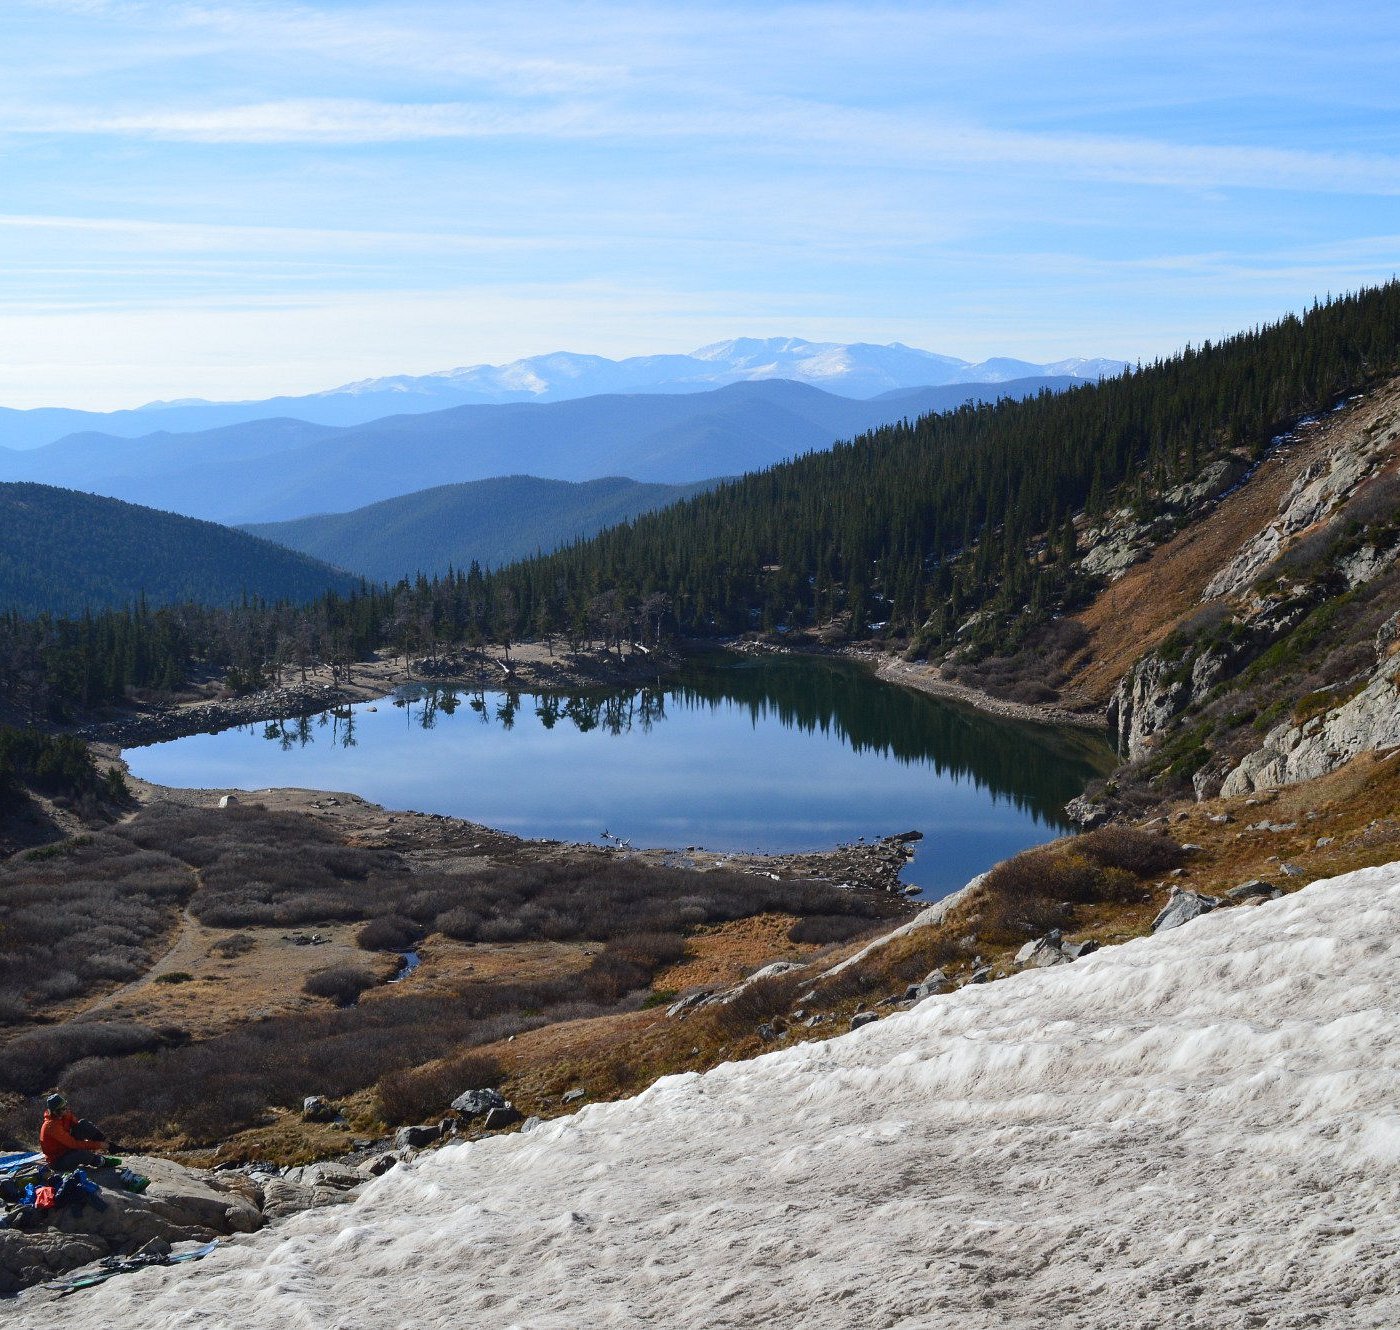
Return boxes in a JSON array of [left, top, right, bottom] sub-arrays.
[[127, 652, 1115, 899]]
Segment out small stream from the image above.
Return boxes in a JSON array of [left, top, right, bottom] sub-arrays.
[[388, 951, 421, 983]]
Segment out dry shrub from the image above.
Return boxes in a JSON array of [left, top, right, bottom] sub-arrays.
[[975, 831, 1177, 945], [0, 832, 191, 1021], [1004, 681, 1059, 705], [581, 932, 687, 1003], [0, 1097, 41, 1148], [1075, 826, 1187, 876], [375, 1051, 502, 1126], [58, 975, 593, 1143], [209, 933, 257, 959], [788, 915, 879, 946], [700, 972, 806, 1041], [303, 966, 377, 1006], [805, 919, 968, 1007], [0, 993, 29, 1026], [357, 915, 421, 951], [0, 1020, 164, 1095], [975, 850, 1080, 944], [426, 857, 896, 946]]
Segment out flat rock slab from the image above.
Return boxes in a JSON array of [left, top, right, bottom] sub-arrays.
[[0, 1155, 262, 1295]]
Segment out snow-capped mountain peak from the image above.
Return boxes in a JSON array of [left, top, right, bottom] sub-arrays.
[[316, 339, 1126, 406]]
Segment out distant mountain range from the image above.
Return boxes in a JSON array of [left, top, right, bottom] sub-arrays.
[[0, 483, 359, 617], [0, 376, 1077, 526], [0, 339, 1124, 450], [243, 475, 717, 582]]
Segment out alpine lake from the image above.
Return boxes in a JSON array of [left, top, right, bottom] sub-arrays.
[[125, 651, 1116, 901]]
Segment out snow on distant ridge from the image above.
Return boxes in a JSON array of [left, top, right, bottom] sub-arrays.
[[313, 337, 1126, 405], [43, 862, 1400, 1329]]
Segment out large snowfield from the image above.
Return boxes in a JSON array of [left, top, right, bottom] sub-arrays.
[[18, 863, 1400, 1328]]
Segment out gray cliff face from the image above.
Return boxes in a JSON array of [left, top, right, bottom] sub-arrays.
[[1108, 383, 1400, 789], [1080, 459, 1246, 586], [1203, 399, 1397, 601], [1110, 639, 1244, 762], [1110, 655, 1189, 762], [1220, 612, 1400, 797]]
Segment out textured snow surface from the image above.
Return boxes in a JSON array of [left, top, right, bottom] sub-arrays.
[[25, 864, 1400, 1329]]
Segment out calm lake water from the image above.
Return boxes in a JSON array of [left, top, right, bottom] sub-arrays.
[[126, 652, 1115, 899]]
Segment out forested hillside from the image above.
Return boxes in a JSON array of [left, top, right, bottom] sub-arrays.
[[2, 285, 1397, 741], [243, 475, 716, 582], [0, 483, 360, 619], [0, 378, 1066, 524], [486, 285, 1400, 654]]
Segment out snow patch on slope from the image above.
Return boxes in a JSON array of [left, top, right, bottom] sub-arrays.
[[31, 863, 1400, 1329]]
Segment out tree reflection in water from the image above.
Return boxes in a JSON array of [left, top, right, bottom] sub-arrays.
[[246, 652, 1112, 828]]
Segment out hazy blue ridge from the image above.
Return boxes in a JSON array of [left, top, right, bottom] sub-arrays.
[[0, 377, 1074, 526], [0, 482, 361, 617], [0, 337, 1122, 450], [242, 475, 718, 582]]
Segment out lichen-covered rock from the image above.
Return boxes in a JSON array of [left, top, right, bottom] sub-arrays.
[[482, 1105, 523, 1131], [1227, 880, 1282, 903], [281, 1162, 361, 1192], [1111, 654, 1191, 762], [1065, 795, 1111, 828], [1204, 411, 1397, 601], [1079, 517, 1153, 581], [1014, 934, 1071, 968], [904, 968, 953, 1003], [452, 1088, 508, 1121], [395, 1123, 443, 1151], [1221, 661, 1400, 797], [302, 1095, 336, 1123], [259, 1178, 352, 1222]]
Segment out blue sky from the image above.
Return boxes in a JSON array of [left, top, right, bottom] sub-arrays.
[[2, 1, 1398, 408]]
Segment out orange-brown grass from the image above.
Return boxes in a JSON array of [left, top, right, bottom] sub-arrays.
[[654, 912, 822, 991]]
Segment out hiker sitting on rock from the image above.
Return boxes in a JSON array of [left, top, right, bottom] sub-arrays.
[[40, 1094, 109, 1170]]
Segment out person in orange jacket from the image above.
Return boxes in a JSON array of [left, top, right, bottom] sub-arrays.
[[39, 1093, 108, 1170]]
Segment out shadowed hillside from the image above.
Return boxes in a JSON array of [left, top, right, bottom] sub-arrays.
[[0, 483, 361, 617], [243, 475, 716, 581]]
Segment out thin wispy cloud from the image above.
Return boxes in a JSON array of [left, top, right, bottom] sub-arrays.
[[10, 93, 1399, 200], [2, 0, 1398, 406]]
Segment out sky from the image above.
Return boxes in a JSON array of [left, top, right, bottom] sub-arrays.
[[2, 1, 1398, 409]]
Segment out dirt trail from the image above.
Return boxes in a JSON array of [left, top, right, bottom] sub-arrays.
[[80, 893, 205, 1017]]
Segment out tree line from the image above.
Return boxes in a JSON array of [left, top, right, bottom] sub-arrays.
[[2, 281, 1399, 723]]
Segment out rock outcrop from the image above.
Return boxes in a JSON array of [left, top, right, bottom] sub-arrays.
[[0, 1156, 262, 1296], [1203, 402, 1395, 601], [1221, 669, 1400, 797], [1151, 888, 1222, 933], [1221, 613, 1400, 797]]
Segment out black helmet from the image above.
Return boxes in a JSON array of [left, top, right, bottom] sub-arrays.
[[44, 1093, 67, 1112]]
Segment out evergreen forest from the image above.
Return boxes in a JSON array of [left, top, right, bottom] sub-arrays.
[[2, 282, 1398, 724], [0, 483, 360, 618]]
